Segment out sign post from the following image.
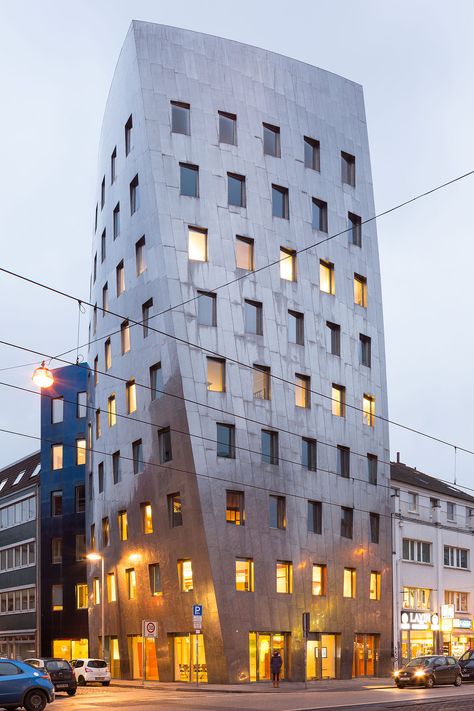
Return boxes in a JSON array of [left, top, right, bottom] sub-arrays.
[[302, 612, 310, 688], [142, 621, 158, 686], [192, 605, 203, 687]]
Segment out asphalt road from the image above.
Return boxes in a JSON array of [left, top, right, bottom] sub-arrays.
[[49, 683, 474, 711]]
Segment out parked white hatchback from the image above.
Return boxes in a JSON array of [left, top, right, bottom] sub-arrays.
[[70, 659, 111, 686]]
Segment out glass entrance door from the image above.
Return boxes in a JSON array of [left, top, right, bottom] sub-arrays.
[[248, 632, 288, 681], [306, 634, 338, 680], [353, 634, 379, 677], [173, 634, 207, 682]]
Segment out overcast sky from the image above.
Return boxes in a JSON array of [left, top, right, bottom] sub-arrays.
[[1, 0, 473, 488]]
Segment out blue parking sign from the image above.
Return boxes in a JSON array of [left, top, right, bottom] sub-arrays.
[[193, 604, 203, 616]]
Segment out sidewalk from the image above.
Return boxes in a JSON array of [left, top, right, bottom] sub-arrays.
[[111, 676, 392, 693]]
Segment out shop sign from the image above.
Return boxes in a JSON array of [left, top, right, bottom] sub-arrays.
[[441, 619, 453, 632], [430, 613, 440, 631], [441, 604, 455, 619], [401, 611, 430, 630], [452, 618, 472, 630]]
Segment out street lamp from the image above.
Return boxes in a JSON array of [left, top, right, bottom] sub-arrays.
[[86, 553, 105, 660], [32, 361, 54, 388]]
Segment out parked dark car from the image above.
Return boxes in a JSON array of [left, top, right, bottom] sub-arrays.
[[24, 657, 77, 695], [0, 658, 54, 711], [458, 648, 474, 679], [394, 655, 462, 688]]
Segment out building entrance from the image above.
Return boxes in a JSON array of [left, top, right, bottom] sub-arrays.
[[353, 634, 379, 677], [249, 632, 287, 681], [306, 634, 339, 679], [173, 634, 207, 682]]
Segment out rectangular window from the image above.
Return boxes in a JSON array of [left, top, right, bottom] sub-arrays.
[[218, 111, 236, 144], [312, 198, 328, 232], [171, 101, 190, 134], [288, 310, 304, 345], [207, 357, 225, 392], [132, 440, 143, 475], [178, 559, 193, 592], [98, 461, 104, 492], [302, 438, 317, 471], [121, 320, 130, 354], [149, 564, 161, 596], [263, 123, 280, 157], [113, 202, 120, 239], [158, 427, 172, 463], [262, 430, 278, 465], [93, 577, 100, 604], [76, 438, 86, 465], [272, 185, 289, 219], [244, 299, 263, 335], [304, 136, 320, 171], [126, 568, 137, 599], [136, 236, 146, 275], [326, 321, 341, 356], [107, 572, 117, 602], [367, 454, 378, 485], [312, 564, 326, 596], [349, 212, 361, 246], [52, 538, 62, 564], [93, 253, 97, 283], [269, 495, 286, 529], [403, 587, 431, 610], [228, 172, 246, 207], [112, 451, 120, 484], [236, 558, 254, 591], [370, 512, 380, 544], [126, 380, 137, 414], [51, 491, 62, 516], [141, 502, 153, 534], [402, 538, 431, 563], [130, 174, 140, 214], [226, 490, 244, 525], [408, 492, 418, 512], [360, 334, 371, 367], [341, 507, 353, 539], [168, 493, 183, 527], [125, 115, 133, 155], [362, 394, 375, 427], [332, 384, 346, 417], [111, 147, 117, 183], [93, 356, 99, 385], [444, 545, 468, 569], [180, 163, 199, 197], [337, 446, 350, 478], [150, 363, 163, 400], [197, 291, 217, 326], [253, 365, 271, 400], [216, 423, 235, 458], [369, 572, 381, 600], [320, 260, 335, 294], [104, 339, 112, 372], [52, 584, 63, 611], [102, 516, 110, 546], [94, 205, 98, 233], [52, 444, 63, 470], [116, 260, 125, 296], [354, 274, 367, 307], [107, 395, 116, 427], [343, 568, 356, 598], [445, 590, 469, 613], [75, 534, 86, 561], [341, 151, 356, 186], [102, 282, 109, 313], [447, 502, 455, 521], [90, 524, 96, 551], [295, 374, 310, 408], [188, 226, 208, 262], [95, 409, 101, 439], [75, 485, 85, 512], [77, 391, 87, 418], [100, 176, 105, 209], [51, 397, 63, 424], [308, 500, 322, 534], [280, 247, 296, 281], [93, 304, 97, 334], [101, 229, 106, 262], [276, 561, 292, 593], [236, 236, 254, 270], [118, 510, 128, 541]]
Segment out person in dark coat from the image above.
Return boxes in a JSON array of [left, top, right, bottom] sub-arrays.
[[270, 650, 282, 687]]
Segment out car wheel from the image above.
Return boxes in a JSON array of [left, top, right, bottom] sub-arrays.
[[78, 675, 87, 686], [454, 674, 462, 686], [23, 690, 47, 711], [67, 688, 77, 696], [396, 682, 405, 688], [102, 681, 110, 686], [425, 675, 435, 689]]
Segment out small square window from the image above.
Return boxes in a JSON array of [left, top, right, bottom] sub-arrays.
[[188, 227, 208, 262], [288, 310, 304, 345], [304, 136, 320, 171], [236, 558, 254, 591], [262, 430, 278, 465], [263, 123, 280, 157], [207, 358, 225, 392], [302, 438, 317, 471], [197, 292, 216, 326], [370, 512, 380, 543], [308, 500, 322, 533], [121, 320, 130, 354], [326, 322, 340, 356], [101, 229, 106, 262], [337, 445, 350, 478], [341, 507, 353, 539], [171, 101, 190, 135], [216, 423, 235, 458], [136, 236, 146, 275], [111, 147, 117, 184], [272, 185, 289, 219], [312, 198, 328, 232], [236, 236, 254, 270], [360, 334, 371, 367], [228, 173, 246, 207], [226, 490, 244, 525], [320, 260, 335, 294], [354, 274, 368, 307], [269, 495, 286, 529], [52, 444, 63, 470], [343, 567, 356, 597], [367, 454, 378, 485], [219, 111, 237, 144], [295, 374, 310, 408], [178, 559, 193, 592], [113, 203, 120, 240], [370, 571, 381, 600], [142, 298, 153, 337], [130, 174, 140, 214], [244, 300, 263, 335], [280, 247, 296, 281], [180, 163, 199, 197], [168, 493, 182, 527], [313, 564, 326, 595], [158, 427, 172, 463], [132, 439, 143, 475], [150, 363, 163, 400], [116, 260, 125, 296], [51, 397, 64, 424], [253, 365, 271, 400], [362, 394, 375, 427], [276, 561, 292, 593], [125, 115, 133, 155], [332, 384, 345, 417], [126, 380, 137, 414], [349, 212, 361, 246], [341, 151, 356, 186]]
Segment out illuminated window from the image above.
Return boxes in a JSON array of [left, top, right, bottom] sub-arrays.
[[370, 571, 381, 601], [136, 236, 146, 275], [228, 173, 246, 207], [226, 490, 244, 526], [141, 503, 153, 534], [116, 260, 125, 296], [102, 282, 109, 313], [107, 573, 116, 603], [216, 424, 235, 458], [121, 320, 130, 354], [269, 495, 286, 529], [308, 500, 322, 533], [107, 395, 116, 427], [207, 357, 225, 392], [354, 274, 367, 307], [236, 558, 254, 591], [341, 507, 353, 539], [295, 374, 310, 408], [332, 384, 345, 417], [327, 322, 340, 356], [178, 559, 193, 592], [51, 397, 63, 424], [188, 227, 207, 262], [130, 174, 140, 214], [180, 163, 199, 197], [150, 363, 163, 400], [343, 568, 356, 598], [197, 291, 216, 326], [349, 212, 361, 246], [320, 260, 335, 294], [263, 123, 280, 157], [126, 380, 137, 414], [341, 151, 356, 186], [288, 310, 304, 345], [52, 584, 63, 611], [304, 136, 320, 171], [218, 111, 236, 144], [253, 365, 271, 400], [272, 185, 289, 219], [126, 568, 137, 599], [93, 577, 100, 605], [312, 198, 328, 232], [95, 409, 101, 439], [149, 564, 161, 596], [118, 511, 128, 541], [125, 114, 133, 155], [360, 334, 371, 367], [236, 236, 254, 270], [168, 493, 182, 527], [52, 538, 62, 564], [445, 590, 468, 613], [367, 454, 378, 485], [312, 564, 326, 596], [132, 440, 143, 475], [276, 561, 292, 593], [102, 517, 110, 547], [302, 438, 317, 471], [76, 438, 86, 465], [244, 300, 263, 335], [280, 247, 296, 281], [171, 101, 190, 134], [158, 427, 172, 463], [262, 430, 278, 465], [362, 394, 375, 427], [77, 391, 87, 418], [76, 583, 88, 610], [337, 445, 350, 478], [52, 444, 63, 471], [105, 339, 112, 371]]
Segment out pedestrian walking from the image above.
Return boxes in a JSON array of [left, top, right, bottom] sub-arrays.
[[270, 649, 282, 687]]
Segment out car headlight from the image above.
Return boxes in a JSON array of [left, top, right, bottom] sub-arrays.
[[414, 669, 425, 677], [393, 670, 400, 677]]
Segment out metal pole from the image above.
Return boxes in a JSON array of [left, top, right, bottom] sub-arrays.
[[303, 638, 307, 689], [195, 631, 199, 687], [142, 621, 146, 687], [101, 557, 105, 661]]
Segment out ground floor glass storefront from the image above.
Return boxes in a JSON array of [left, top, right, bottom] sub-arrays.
[[306, 634, 339, 679], [52, 638, 88, 659], [353, 634, 379, 676], [128, 635, 159, 680], [443, 633, 474, 658], [0, 634, 36, 659], [173, 633, 207, 682], [400, 630, 434, 663], [249, 632, 287, 681]]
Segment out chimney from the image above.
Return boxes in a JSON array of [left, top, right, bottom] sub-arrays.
[[396, 451, 400, 463]]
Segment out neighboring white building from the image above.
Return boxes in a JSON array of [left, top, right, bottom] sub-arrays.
[[392, 458, 474, 664]]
